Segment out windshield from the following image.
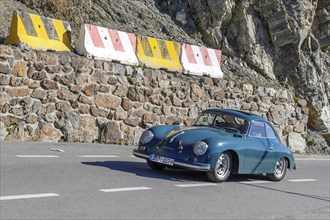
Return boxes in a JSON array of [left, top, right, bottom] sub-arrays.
[[192, 112, 250, 134]]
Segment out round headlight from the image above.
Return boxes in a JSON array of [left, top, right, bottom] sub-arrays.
[[140, 130, 154, 144], [193, 141, 208, 156]]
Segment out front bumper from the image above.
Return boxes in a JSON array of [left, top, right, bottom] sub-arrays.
[[133, 149, 210, 171]]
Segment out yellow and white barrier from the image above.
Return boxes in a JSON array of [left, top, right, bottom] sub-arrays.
[[5, 11, 72, 52], [137, 35, 182, 72]]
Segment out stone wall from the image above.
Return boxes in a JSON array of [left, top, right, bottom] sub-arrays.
[[0, 45, 309, 152]]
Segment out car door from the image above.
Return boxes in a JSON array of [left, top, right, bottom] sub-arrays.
[[264, 122, 282, 169], [243, 121, 275, 173]]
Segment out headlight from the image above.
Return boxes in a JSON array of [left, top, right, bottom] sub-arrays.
[[193, 141, 208, 156], [140, 130, 154, 144]]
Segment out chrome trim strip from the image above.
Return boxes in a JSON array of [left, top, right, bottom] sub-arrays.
[[169, 131, 185, 143], [174, 161, 210, 171], [133, 151, 149, 159]]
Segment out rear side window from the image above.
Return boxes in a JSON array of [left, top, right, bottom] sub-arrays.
[[249, 121, 266, 138], [265, 123, 277, 139]]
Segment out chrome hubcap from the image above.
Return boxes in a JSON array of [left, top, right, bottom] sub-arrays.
[[274, 157, 285, 178], [215, 154, 230, 179]]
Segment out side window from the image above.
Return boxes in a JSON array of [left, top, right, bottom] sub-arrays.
[[265, 123, 277, 139], [194, 113, 216, 126], [249, 121, 266, 138]]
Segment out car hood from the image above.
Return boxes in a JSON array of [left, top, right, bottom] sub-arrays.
[[160, 126, 233, 148]]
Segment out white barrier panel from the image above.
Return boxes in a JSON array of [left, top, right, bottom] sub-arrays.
[[76, 24, 138, 66], [181, 43, 223, 78]]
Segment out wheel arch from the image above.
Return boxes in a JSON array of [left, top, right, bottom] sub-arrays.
[[283, 156, 290, 169], [224, 150, 239, 174], [275, 154, 292, 170]]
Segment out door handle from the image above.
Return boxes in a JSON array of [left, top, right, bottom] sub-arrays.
[[269, 147, 274, 151]]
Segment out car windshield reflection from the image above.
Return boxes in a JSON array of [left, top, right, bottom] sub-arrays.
[[192, 112, 249, 134]]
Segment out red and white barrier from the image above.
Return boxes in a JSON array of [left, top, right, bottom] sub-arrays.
[[76, 24, 139, 66], [181, 44, 223, 78]]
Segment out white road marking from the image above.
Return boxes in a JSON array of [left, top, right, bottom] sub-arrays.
[[287, 179, 317, 182], [175, 183, 217, 187], [295, 158, 330, 161], [128, 155, 136, 158], [15, 155, 59, 158], [239, 180, 272, 184], [78, 155, 118, 158], [50, 148, 65, 152], [99, 187, 151, 192], [0, 193, 59, 201]]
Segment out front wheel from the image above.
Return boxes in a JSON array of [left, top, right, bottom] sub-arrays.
[[146, 159, 166, 170], [207, 152, 232, 183], [267, 157, 287, 181]]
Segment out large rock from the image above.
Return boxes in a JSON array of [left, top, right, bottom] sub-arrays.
[[57, 88, 76, 102], [36, 51, 58, 65], [190, 84, 202, 101], [6, 88, 30, 97], [6, 122, 30, 141], [100, 121, 121, 144], [83, 84, 99, 96], [0, 63, 11, 74], [121, 124, 142, 145], [287, 133, 307, 153], [322, 133, 330, 147], [77, 116, 98, 142], [0, 121, 8, 140], [143, 113, 159, 124], [12, 61, 27, 77], [41, 80, 59, 90], [95, 95, 121, 110], [33, 122, 62, 142], [54, 111, 81, 141]]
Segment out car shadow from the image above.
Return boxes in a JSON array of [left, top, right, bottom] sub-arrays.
[[81, 160, 272, 183], [82, 160, 207, 182], [82, 160, 330, 203]]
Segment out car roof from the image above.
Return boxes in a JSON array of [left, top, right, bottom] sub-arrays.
[[203, 108, 269, 122]]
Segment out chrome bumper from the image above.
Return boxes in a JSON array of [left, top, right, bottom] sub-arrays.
[[133, 150, 210, 171]]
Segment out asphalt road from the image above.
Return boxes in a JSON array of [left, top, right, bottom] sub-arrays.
[[1, 141, 329, 220]]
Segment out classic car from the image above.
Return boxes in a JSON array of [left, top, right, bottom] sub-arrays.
[[133, 109, 296, 183]]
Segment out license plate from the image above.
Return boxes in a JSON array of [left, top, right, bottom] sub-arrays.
[[149, 154, 174, 166]]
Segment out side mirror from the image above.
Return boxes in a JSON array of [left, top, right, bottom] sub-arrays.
[[172, 121, 180, 126]]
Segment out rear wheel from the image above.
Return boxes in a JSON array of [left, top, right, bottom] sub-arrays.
[[146, 159, 166, 170], [207, 152, 232, 183], [267, 157, 287, 181]]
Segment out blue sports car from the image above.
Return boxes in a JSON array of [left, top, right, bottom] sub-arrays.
[[133, 109, 296, 183]]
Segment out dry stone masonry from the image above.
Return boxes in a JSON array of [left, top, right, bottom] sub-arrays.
[[0, 45, 312, 153]]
